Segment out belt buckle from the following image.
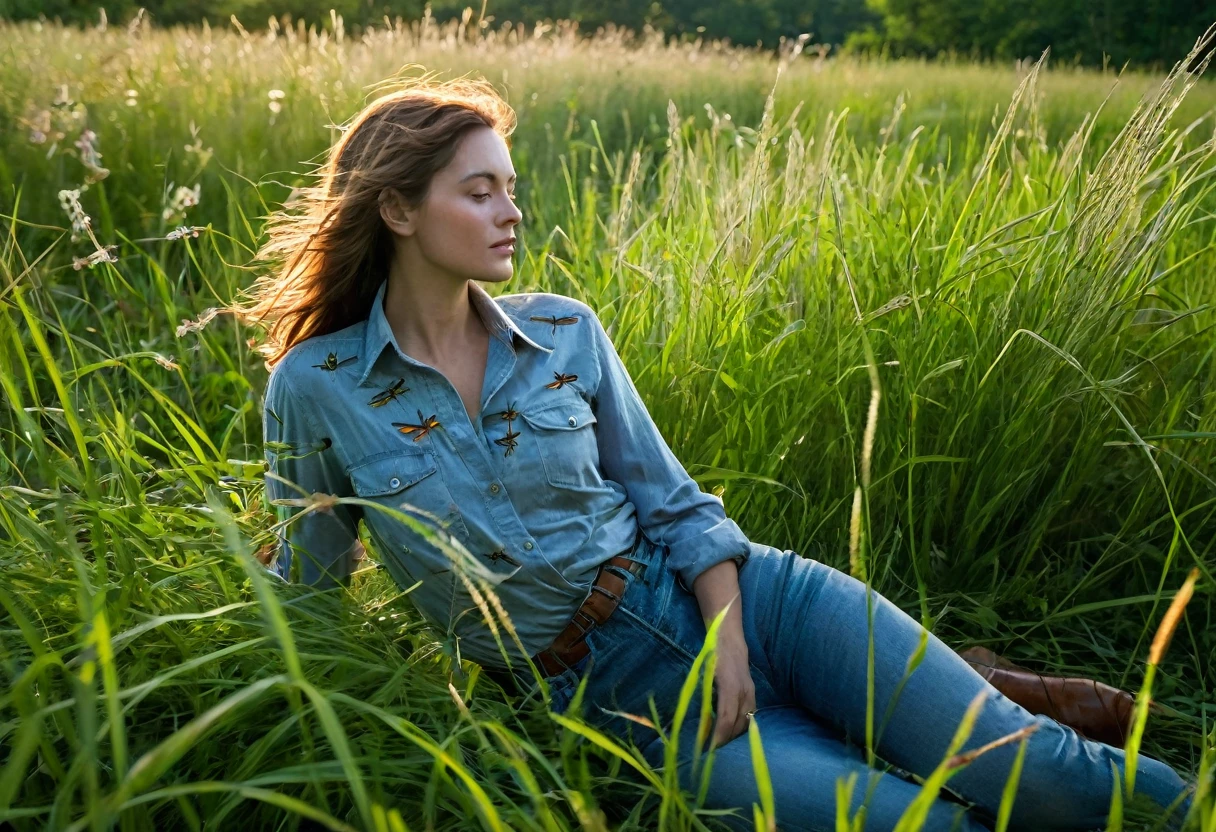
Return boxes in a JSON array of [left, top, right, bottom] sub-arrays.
[[606, 553, 645, 581], [620, 530, 647, 575]]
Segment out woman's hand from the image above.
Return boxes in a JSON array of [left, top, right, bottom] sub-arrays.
[[710, 628, 757, 749], [689, 558, 757, 749]]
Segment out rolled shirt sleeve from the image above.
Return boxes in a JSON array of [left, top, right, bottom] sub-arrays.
[[586, 308, 750, 592], [262, 363, 361, 589]]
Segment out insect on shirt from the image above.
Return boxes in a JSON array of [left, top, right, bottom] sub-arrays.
[[262, 279, 750, 667]]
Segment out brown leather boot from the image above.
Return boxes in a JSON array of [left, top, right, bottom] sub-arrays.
[[958, 646, 1138, 748]]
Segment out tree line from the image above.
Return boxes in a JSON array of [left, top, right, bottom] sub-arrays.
[[3, 0, 1214, 69]]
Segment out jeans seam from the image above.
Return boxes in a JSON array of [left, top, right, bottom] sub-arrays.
[[615, 603, 699, 664]]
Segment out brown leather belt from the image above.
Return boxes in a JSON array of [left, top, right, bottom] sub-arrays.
[[533, 552, 646, 677]]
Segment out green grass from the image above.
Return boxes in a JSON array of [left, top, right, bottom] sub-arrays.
[[1, 13, 1215, 831]]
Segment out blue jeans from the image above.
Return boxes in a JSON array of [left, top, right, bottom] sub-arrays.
[[516, 536, 1191, 831]]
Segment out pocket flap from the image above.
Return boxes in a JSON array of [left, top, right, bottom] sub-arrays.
[[519, 396, 597, 431], [348, 451, 436, 497]]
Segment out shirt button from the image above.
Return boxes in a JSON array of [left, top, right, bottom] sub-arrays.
[[523, 540, 534, 550], [389, 477, 401, 489], [567, 416, 577, 426], [489, 482, 500, 494]]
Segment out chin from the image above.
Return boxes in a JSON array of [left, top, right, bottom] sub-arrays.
[[479, 267, 515, 284]]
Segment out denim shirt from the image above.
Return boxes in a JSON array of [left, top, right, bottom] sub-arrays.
[[262, 279, 751, 666]]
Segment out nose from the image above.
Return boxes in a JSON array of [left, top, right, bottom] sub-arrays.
[[501, 198, 522, 226]]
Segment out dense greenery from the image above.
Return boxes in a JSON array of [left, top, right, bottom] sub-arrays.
[[3, 0, 1215, 69], [1, 14, 1215, 831]]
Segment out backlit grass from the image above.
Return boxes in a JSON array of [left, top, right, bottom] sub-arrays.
[[1, 13, 1215, 831]]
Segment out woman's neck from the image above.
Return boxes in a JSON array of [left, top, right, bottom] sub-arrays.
[[382, 260, 483, 366]]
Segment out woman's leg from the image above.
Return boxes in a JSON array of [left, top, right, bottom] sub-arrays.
[[650, 703, 986, 832], [575, 539, 988, 831], [736, 544, 1191, 828]]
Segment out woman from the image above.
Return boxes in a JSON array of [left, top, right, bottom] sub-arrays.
[[243, 74, 1192, 830]]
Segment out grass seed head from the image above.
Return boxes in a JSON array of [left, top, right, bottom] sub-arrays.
[[1148, 568, 1200, 667], [176, 306, 220, 337]]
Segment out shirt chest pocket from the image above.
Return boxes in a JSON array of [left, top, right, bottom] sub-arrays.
[[519, 393, 601, 489], [347, 450, 517, 636]]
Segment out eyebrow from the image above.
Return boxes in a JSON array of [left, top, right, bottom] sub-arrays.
[[458, 171, 517, 185]]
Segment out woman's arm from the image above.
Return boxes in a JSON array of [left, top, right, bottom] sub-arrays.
[[263, 365, 362, 589], [584, 308, 756, 746], [587, 309, 751, 593], [693, 557, 755, 748]]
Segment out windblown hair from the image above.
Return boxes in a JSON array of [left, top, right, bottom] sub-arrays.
[[236, 71, 517, 367]]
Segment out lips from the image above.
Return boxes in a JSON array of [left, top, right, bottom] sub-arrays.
[[491, 237, 516, 248]]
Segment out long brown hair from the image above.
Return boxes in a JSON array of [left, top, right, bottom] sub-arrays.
[[236, 71, 517, 367]]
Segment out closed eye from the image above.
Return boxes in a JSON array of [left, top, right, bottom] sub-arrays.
[[474, 193, 518, 202]]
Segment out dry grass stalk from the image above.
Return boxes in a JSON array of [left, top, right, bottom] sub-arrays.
[[1148, 567, 1200, 666], [946, 724, 1038, 770]]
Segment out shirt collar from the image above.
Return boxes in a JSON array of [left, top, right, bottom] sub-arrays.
[[355, 280, 552, 387]]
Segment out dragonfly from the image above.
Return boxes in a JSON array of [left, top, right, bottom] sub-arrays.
[[530, 314, 580, 335], [494, 403, 521, 456], [369, 378, 409, 408], [494, 428, 521, 456], [544, 371, 579, 390], [484, 549, 521, 567], [313, 352, 357, 371], [392, 410, 441, 442]]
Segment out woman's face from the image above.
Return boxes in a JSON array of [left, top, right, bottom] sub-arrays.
[[383, 125, 523, 285]]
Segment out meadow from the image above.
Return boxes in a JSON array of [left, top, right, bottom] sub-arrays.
[[2, 11, 1216, 831]]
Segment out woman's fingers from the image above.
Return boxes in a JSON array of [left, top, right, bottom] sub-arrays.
[[736, 680, 757, 740], [714, 699, 741, 748], [711, 676, 756, 748], [710, 677, 735, 748]]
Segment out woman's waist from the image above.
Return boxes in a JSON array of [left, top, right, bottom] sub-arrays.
[[444, 523, 663, 666]]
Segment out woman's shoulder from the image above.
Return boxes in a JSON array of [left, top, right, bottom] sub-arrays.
[[265, 321, 367, 401], [493, 290, 600, 329]]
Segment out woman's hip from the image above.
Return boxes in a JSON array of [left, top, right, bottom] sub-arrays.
[[559, 538, 800, 745]]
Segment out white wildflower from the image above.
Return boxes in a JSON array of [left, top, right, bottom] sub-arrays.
[[162, 183, 201, 222], [166, 225, 203, 241], [57, 188, 91, 241], [73, 129, 110, 184], [72, 245, 118, 270], [154, 354, 180, 371]]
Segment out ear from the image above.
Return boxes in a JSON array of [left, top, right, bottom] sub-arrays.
[[378, 187, 418, 237]]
